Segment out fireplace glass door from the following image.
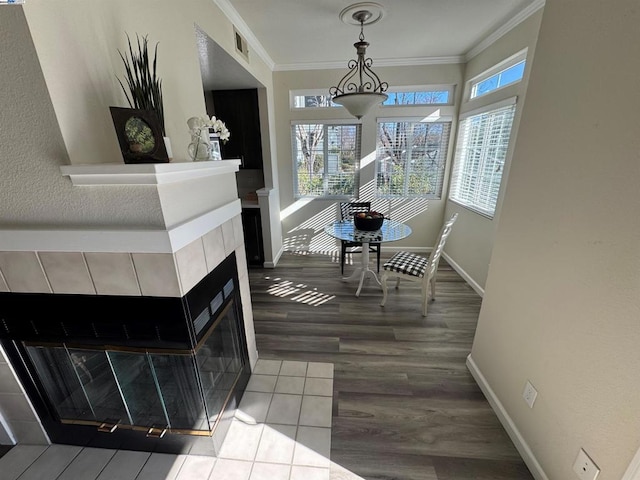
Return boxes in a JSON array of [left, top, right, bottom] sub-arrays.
[[24, 301, 245, 437]]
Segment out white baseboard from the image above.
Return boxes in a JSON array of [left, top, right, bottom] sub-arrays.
[[0, 411, 15, 445], [263, 246, 284, 268], [622, 443, 640, 480], [466, 354, 548, 480], [442, 252, 484, 297]]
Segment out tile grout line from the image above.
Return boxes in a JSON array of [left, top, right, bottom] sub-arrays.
[[7, 361, 334, 480]]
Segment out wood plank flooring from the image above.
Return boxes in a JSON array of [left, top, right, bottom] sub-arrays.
[[249, 251, 534, 480]]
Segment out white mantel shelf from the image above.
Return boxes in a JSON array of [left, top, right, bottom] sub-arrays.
[[60, 159, 242, 186]]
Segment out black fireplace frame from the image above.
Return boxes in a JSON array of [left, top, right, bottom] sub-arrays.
[[0, 252, 251, 455]]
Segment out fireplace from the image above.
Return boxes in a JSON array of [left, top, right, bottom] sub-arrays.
[[0, 252, 251, 455]]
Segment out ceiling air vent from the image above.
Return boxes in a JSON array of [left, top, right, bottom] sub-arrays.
[[233, 27, 249, 61]]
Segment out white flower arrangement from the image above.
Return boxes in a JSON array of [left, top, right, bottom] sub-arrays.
[[187, 115, 230, 144]]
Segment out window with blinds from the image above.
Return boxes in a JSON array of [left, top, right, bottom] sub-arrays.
[[292, 122, 361, 197], [449, 100, 517, 217], [376, 119, 451, 198]]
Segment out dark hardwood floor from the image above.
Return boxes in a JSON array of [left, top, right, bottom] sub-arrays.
[[248, 251, 534, 480], [0, 445, 12, 459]]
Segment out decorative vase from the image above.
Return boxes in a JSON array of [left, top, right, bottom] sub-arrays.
[[188, 140, 211, 161]]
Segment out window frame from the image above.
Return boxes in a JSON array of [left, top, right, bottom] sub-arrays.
[[291, 120, 362, 199], [468, 49, 527, 101], [448, 97, 517, 218], [375, 115, 453, 200], [290, 85, 455, 110], [381, 84, 455, 107], [289, 90, 339, 110]]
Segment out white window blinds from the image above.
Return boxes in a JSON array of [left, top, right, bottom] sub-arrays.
[[376, 119, 451, 198], [449, 100, 516, 217]]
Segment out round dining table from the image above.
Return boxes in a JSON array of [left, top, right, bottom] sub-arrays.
[[324, 218, 412, 297]]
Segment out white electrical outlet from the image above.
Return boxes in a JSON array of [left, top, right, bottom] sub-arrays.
[[573, 448, 600, 480], [522, 380, 538, 408]]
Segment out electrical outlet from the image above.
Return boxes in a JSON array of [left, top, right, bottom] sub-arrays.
[[522, 380, 538, 408], [573, 448, 600, 480], [522, 380, 537, 408]]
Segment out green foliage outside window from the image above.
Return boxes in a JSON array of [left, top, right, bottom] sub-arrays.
[[376, 121, 451, 198], [293, 124, 360, 197]]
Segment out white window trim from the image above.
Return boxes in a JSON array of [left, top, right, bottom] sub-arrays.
[[291, 84, 456, 109], [449, 97, 518, 218], [291, 118, 360, 126], [291, 120, 362, 199], [375, 116, 452, 199], [467, 48, 527, 101], [289, 90, 338, 110], [377, 115, 453, 124], [459, 96, 517, 120], [381, 84, 455, 107]]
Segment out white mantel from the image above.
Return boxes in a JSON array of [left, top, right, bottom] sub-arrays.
[[60, 159, 242, 186], [0, 160, 244, 254]]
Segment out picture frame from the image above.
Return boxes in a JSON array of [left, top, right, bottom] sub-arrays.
[[109, 107, 169, 164], [208, 132, 222, 161]]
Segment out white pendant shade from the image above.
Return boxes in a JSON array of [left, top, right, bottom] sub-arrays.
[[332, 92, 388, 119]]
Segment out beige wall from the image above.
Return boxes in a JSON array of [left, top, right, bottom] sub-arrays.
[[0, 7, 164, 229], [471, 1, 640, 479], [0, 1, 274, 230], [444, 10, 543, 290], [274, 64, 464, 253]]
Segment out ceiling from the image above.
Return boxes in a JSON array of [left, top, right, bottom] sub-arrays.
[[199, 0, 543, 90]]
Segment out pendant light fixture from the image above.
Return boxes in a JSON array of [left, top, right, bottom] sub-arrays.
[[330, 2, 388, 119]]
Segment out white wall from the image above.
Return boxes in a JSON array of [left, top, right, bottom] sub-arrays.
[[444, 10, 543, 291], [0, 1, 267, 444], [0, 7, 164, 229], [0, 0, 275, 230], [470, 1, 640, 478], [273, 64, 464, 253]]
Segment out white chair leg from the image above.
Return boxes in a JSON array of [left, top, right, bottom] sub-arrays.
[[421, 284, 428, 317], [394, 277, 401, 289], [380, 273, 388, 307], [429, 276, 436, 301]]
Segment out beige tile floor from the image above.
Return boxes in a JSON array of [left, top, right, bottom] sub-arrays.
[[0, 359, 340, 480]]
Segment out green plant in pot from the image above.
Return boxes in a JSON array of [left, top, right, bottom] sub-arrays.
[[117, 33, 171, 157]]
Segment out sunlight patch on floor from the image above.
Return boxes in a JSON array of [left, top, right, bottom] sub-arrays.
[[264, 278, 335, 306]]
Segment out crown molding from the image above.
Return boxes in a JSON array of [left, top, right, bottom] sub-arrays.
[[213, 0, 542, 72], [274, 55, 464, 72], [213, 0, 276, 70], [465, 0, 545, 61]]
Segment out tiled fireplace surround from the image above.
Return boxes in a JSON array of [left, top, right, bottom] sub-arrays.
[[0, 161, 262, 448], [0, 212, 251, 446]]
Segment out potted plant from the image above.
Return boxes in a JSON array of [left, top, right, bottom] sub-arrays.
[[117, 33, 172, 158]]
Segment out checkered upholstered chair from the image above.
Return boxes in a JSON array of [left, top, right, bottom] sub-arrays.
[[380, 213, 458, 316]]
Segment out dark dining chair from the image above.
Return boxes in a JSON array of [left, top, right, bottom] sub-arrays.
[[339, 201, 381, 275]]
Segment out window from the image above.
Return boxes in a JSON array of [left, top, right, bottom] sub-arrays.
[[449, 99, 517, 217], [376, 118, 451, 198], [291, 85, 454, 109], [382, 86, 453, 106], [292, 122, 361, 197], [291, 94, 338, 109], [469, 50, 527, 100]]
